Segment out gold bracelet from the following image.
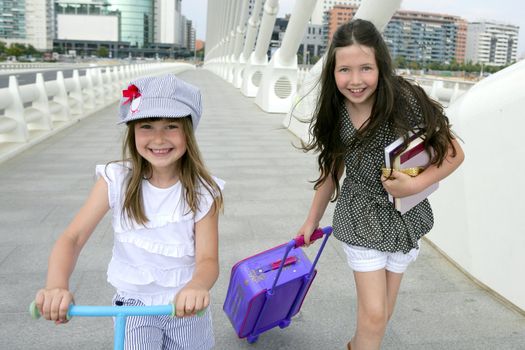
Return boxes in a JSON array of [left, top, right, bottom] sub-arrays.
[[381, 167, 425, 177]]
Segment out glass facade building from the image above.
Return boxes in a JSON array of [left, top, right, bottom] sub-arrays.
[[107, 0, 154, 48], [0, 0, 27, 39]]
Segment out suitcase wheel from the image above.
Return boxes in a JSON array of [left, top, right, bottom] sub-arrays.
[[247, 335, 259, 344], [279, 319, 291, 329]]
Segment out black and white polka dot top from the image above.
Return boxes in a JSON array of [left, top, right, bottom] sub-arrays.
[[332, 94, 435, 254]]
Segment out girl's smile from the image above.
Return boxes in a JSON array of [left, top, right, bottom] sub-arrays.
[[149, 147, 173, 155]]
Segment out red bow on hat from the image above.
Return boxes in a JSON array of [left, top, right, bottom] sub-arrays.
[[122, 84, 141, 105]]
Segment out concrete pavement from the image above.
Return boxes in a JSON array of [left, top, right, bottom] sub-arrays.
[[0, 68, 524, 349]]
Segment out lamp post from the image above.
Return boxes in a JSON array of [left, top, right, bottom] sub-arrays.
[[194, 30, 197, 63]]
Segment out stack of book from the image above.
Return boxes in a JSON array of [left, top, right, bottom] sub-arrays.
[[383, 130, 438, 214]]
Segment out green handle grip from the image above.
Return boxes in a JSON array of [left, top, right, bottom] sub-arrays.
[[29, 301, 71, 320]]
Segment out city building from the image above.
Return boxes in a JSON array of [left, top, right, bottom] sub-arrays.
[[55, 1, 119, 42], [383, 11, 466, 65], [185, 19, 195, 53], [52, 0, 192, 58], [106, 0, 154, 48], [324, 5, 358, 44], [310, 0, 361, 25], [299, 23, 324, 63], [0, 1, 26, 40], [466, 21, 519, 66], [0, 0, 53, 51], [154, 0, 183, 46]]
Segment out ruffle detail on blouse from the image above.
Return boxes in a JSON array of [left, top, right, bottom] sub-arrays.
[[108, 257, 194, 288], [112, 210, 194, 234], [114, 232, 195, 257]]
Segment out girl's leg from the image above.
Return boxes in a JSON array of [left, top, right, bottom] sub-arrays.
[[385, 271, 404, 321], [351, 269, 388, 350]]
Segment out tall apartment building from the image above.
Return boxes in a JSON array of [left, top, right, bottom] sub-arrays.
[[466, 21, 519, 66], [455, 19, 468, 64], [0, 0, 53, 51], [1, 1, 27, 40], [383, 11, 466, 65], [324, 5, 358, 43], [155, 0, 183, 46], [311, 0, 361, 25], [185, 19, 195, 52]]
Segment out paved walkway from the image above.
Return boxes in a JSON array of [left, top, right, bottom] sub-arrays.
[[1, 69, 524, 349]]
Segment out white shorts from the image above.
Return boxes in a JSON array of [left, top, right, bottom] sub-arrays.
[[342, 242, 420, 273]]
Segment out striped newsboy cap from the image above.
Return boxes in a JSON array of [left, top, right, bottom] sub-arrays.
[[118, 74, 202, 128]]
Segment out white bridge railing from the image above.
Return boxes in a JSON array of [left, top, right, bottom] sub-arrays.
[[0, 62, 196, 164]]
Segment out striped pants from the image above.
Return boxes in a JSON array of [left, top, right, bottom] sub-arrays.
[[113, 294, 214, 350]]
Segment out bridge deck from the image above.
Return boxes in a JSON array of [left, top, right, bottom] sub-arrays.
[[1, 69, 524, 349]]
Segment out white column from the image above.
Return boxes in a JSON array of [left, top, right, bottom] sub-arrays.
[[234, 0, 263, 88], [240, 0, 279, 97], [218, 0, 237, 79], [254, 0, 317, 113], [229, 0, 250, 85], [224, 0, 243, 82]]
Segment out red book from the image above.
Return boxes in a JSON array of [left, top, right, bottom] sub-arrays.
[[384, 131, 438, 214]]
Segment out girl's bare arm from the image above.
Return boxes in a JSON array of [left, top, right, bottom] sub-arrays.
[[300, 163, 344, 244], [174, 203, 219, 317], [35, 177, 110, 323]]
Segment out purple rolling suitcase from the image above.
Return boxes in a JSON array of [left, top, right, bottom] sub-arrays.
[[223, 226, 332, 343]]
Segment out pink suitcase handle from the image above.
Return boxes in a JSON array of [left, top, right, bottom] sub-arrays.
[[270, 226, 333, 292], [269, 256, 298, 270], [293, 226, 333, 248]]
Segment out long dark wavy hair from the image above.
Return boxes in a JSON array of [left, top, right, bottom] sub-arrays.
[[110, 116, 223, 226], [303, 19, 458, 201]]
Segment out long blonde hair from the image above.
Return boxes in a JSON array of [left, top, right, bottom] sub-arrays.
[[113, 116, 223, 226]]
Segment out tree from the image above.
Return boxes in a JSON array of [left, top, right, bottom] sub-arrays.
[[6, 43, 25, 58], [26, 44, 39, 56], [394, 55, 407, 69], [96, 46, 109, 58]]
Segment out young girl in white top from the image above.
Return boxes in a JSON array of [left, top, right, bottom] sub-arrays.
[[34, 74, 224, 350]]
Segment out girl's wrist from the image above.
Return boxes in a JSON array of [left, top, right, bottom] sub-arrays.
[[304, 218, 320, 228]]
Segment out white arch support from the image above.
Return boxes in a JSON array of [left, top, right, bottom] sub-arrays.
[[254, 0, 318, 113], [429, 59, 525, 311], [240, 0, 279, 97], [233, 0, 260, 88]]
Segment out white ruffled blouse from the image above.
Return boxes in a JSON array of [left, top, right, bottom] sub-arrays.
[[95, 162, 224, 305]]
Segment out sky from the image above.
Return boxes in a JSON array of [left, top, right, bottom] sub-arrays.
[[181, 0, 525, 55]]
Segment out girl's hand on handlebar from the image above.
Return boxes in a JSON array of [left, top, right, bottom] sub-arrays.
[[34, 288, 74, 325], [174, 283, 209, 318]]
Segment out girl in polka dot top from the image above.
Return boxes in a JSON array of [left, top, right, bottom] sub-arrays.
[[297, 19, 464, 350]]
